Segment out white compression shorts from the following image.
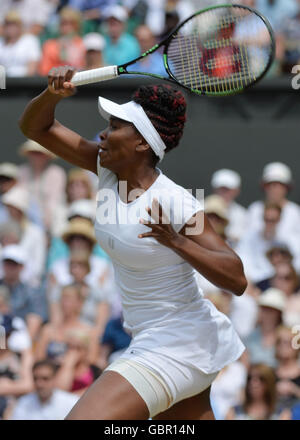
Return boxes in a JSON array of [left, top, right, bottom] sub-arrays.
[[105, 353, 219, 418]]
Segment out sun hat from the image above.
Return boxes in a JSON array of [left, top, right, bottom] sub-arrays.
[[211, 169, 241, 189]]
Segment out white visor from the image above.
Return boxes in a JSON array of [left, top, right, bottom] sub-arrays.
[[98, 96, 167, 161]]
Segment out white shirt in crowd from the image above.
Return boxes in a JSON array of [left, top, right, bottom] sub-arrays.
[[11, 389, 79, 420], [210, 361, 247, 420], [0, 221, 47, 287], [226, 201, 248, 247], [0, 34, 41, 77], [247, 200, 300, 243], [0, 0, 54, 28]]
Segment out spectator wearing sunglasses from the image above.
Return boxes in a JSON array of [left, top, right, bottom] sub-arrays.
[[10, 360, 78, 420], [226, 363, 284, 420]]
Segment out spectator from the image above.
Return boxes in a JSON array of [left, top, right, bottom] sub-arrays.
[[195, 194, 229, 294], [247, 162, 300, 243], [0, 286, 32, 354], [256, 0, 298, 31], [270, 262, 300, 329], [68, 0, 117, 31], [244, 288, 286, 368], [0, 0, 55, 35], [39, 7, 86, 75], [0, 314, 34, 419], [48, 249, 112, 345], [50, 167, 96, 238], [47, 198, 108, 270], [54, 328, 101, 394], [204, 194, 229, 241], [211, 169, 247, 247], [35, 283, 95, 361], [0, 163, 18, 225], [102, 5, 140, 66], [236, 202, 293, 283], [130, 25, 166, 76], [10, 360, 79, 420], [0, 245, 46, 341], [18, 140, 67, 233], [2, 186, 47, 287], [83, 32, 106, 70], [274, 325, 300, 412], [0, 10, 41, 77], [49, 218, 111, 289], [226, 363, 282, 420]]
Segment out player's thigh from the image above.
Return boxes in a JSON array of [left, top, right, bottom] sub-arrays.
[[65, 370, 149, 420], [153, 386, 214, 420]]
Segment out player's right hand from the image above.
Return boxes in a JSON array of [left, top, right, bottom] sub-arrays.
[[48, 65, 77, 97]]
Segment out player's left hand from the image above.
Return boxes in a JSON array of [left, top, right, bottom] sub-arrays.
[[138, 198, 184, 249]]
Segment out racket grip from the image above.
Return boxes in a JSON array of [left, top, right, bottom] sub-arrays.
[[72, 66, 119, 86]]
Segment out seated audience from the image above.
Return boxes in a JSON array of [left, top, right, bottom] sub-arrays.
[[18, 140, 66, 232], [0, 245, 46, 341], [274, 325, 300, 412], [0, 10, 41, 77], [10, 359, 79, 420], [0, 314, 34, 419], [247, 162, 300, 243], [39, 7, 86, 75], [54, 328, 101, 394], [101, 5, 140, 66], [2, 186, 47, 287], [0, 163, 18, 226], [226, 363, 283, 420], [245, 288, 286, 368], [83, 32, 106, 70]]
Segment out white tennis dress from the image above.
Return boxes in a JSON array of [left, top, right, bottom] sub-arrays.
[[94, 155, 245, 403]]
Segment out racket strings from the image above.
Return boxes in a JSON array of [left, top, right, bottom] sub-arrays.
[[166, 6, 273, 94]]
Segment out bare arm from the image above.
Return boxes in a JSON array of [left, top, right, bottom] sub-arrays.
[[19, 66, 99, 174]]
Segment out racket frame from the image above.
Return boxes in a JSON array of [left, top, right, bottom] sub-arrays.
[[117, 3, 276, 96]]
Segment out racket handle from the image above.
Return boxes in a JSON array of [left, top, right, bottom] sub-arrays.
[[72, 65, 119, 86]]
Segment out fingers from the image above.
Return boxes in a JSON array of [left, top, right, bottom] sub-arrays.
[[47, 65, 77, 96], [138, 231, 160, 239], [145, 198, 169, 224]]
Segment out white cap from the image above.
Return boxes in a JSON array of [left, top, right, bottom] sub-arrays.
[[0, 163, 18, 180], [211, 169, 241, 189], [262, 162, 292, 185], [2, 185, 29, 214], [258, 288, 286, 312], [104, 5, 128, 22], [68, 199, 96, 221], [83, 32, 105, 51], [2, 244, 27, 265], [98, 97, 167, 161]]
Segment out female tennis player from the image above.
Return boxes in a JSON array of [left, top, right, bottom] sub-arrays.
[[19, 66, 247, 420]]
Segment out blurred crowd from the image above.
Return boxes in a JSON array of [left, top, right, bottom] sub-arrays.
[[0, 0, 300, 78], [0, 138, 299, 420]]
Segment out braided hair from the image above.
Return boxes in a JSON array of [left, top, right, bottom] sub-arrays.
[[132, 84, 186, 165]]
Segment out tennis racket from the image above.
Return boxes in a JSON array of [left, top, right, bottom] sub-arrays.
[[72, 3, 275, 96]]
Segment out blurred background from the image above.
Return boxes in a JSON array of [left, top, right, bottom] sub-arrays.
[[0, 0, 300, 421]]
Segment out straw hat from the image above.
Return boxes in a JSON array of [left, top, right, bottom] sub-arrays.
[[62, 218, 97, 244], [19, 140, 55, 159], [204, 194, 229, 223], [4, 10, 22, 24]]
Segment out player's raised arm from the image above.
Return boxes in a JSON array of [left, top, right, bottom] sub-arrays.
[[19, 66, 99, 174]]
